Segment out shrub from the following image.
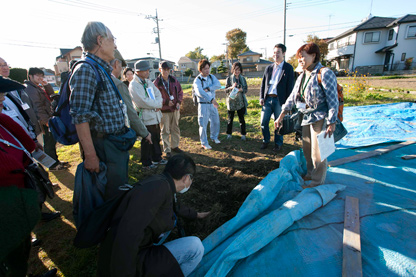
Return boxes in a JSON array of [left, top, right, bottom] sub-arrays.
[[345, 71, 369, 99], [404, 57, 413, 70], [9, 68, 27, 83], [184, 68, 193, 77]]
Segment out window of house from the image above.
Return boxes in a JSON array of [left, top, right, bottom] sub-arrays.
[[329, 43, 334, 50], [243, 58, 247, 62], [401, 53, 406, 61], [388, 29, 394, 40], [406, 26, 416, 38], [364, 31, 380, 43], [181, 64, 186, 68]]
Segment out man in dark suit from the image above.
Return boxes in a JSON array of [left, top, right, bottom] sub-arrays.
[[259, 43, 294, 151]]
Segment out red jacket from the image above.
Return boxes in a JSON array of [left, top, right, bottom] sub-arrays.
[[153, 75, 183, 113], [0, 114, 36, 188]]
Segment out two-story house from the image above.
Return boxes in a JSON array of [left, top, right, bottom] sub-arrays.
[[327, 14, 416, 74], [54, 47, 82, 76], [177, 56, 199, 76], [237, 50, 272, 72]]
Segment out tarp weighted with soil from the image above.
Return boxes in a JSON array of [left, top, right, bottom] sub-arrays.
[[191, 103, 416, 277]]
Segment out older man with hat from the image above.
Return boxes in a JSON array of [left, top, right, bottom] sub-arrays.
[[129, 60, 166, 170], [153, 61, 184, 159], [110, 50, 152, 145]]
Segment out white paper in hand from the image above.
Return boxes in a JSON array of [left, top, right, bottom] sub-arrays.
[[317, 130, 335, 162]]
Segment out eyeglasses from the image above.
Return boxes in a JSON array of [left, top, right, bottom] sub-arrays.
[[0, 63, 10, 68]]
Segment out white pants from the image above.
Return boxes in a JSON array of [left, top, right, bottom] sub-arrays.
[[198, 103, 220, 146]]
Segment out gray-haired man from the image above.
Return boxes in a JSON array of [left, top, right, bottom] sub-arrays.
[[69, 22, 130, 200]]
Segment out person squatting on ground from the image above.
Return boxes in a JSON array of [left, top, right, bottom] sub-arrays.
[[193, 59, 222, 150], [275, 43, 339, 187], [259, 43, 294, 151], [97, 154, 208, 277], [110, 49, 152, 144], [129, 60, 167, 169], [154, 61, 184, 159], [25, 67, 67, 170], [70, 21, 131, 200], [225, 62, 248, 141]]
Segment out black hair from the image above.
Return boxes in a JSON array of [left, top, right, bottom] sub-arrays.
[[231, 62, 243, 74], [163, 153, 196, 180], [274, 43, 287, 53], [28, 67, 44, 78]]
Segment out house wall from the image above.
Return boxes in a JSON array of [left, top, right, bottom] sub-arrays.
[[391, 22, 416, 70], [354, 29, 390, 69], [178, 61, 198, 76], [238, 54, 261, 64]]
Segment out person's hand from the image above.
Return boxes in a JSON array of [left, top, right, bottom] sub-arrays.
[[232, 82, 237, 88], [260, 99, 264, 106], [324, 123, 336, 138], [238, 87, 243, 92], [35, 141, 43, 151], [40, 78, 48, 86], [168, 100, 174, 107], [274, 112, 286, 130], [176, 103, 180, 110], [212, 99, 219, 109], [204, 88, 209, 92], [197, 211, 211, 219], [145, 133, 152, 144], [155, 108, 161, 112], [84, 154, 100, 173]]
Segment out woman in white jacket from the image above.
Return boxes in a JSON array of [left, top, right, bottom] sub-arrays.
[[129, 60, 166, 169]]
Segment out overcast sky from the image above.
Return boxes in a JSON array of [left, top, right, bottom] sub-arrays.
[[1, 0, 415, 70]]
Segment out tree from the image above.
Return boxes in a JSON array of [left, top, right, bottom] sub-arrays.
[[184, 68, 193, 77], [226, 28, 249, 59], [217, 61, 228, 74], [210, 67, 217, 74], [305, 35, 328, 63], [9, 68, 27, 83], [287, 54, 298, 70], [210, 54, 225, 62], [186, 47, 208, 60]]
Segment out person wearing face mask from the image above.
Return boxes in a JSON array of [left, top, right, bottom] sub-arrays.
[[275, 43, 339, 187], [97, 153, 209, 277]]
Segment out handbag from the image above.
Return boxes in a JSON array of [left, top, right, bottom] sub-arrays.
[[278, 111, 301, 135], [334, 119, 348, 143], [106, 127, 137, 151], [24, 162, 55, 199]]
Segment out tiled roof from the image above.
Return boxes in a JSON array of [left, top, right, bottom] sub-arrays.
[[238, 50, 261, 57], [387, 14, 416, 27]]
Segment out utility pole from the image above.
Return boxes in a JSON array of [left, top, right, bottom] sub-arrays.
[[146, 9, 163, 61], [261, 47, 267, 59], [283, 0, 287, 45]]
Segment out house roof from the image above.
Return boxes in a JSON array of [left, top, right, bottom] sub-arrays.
[[375, 43, 398, 53], [241, 59, 273, 66], [238, 50, 261, 57], [56, 47, 82, 59], [178, 56, 198, 64], [387, 14, 416, 27], [328, 16, 396, 42]]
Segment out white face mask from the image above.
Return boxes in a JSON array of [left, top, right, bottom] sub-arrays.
[[178, 184, 189, 194]]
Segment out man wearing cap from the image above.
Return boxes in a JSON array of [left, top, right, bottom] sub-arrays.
[[154, 61, 183, 159], [110, 50, 152, 145], [129, 60, 165, 170]]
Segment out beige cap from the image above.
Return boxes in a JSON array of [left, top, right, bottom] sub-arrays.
[[114, 49, 127, 67]]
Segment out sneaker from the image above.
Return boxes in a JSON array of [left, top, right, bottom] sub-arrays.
[[201, 144, 212, 150], [49, 163, 66, 171], [143, 164, 158, 170], [172, 147, 183, 153], [152, 159, 168, 165], [41, 211, 61, 222], [260, 142, 269, 149], [227, 135, 232, 140], [212, 138, 221, 144], [165, 152, 172, 159], [241, 135, 246, 141]]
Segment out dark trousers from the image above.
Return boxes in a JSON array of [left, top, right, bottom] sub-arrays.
[[91, 136, 129, 200], [0, 236, 31, 277], [141, 124, 162, 166], [227, 107, 246, 135], [42, 124, 59, 164]]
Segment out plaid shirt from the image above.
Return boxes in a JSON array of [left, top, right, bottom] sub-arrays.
[[69, 53, 125, 134], [282, 63, 339, 125]]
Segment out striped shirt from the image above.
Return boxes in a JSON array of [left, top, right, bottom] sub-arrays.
[[69, 53, 125, 134], [282, 63, 339, 125]]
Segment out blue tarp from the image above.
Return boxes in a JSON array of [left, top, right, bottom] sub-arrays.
[[336, 102, 416, 148], [191, 103, 416, 276]]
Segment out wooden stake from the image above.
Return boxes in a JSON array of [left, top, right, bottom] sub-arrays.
[[329, 141, 416, 167], [342, 196, 362, 277]]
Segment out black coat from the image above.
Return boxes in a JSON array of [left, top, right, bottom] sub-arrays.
[[97, 173, 196, 277], [259, 61, 295, 105]]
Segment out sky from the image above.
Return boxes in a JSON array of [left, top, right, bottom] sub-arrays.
[[1, 0, 415, 70]]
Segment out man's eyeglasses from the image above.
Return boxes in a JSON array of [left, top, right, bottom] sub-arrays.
[[0, 64, 10, 68]]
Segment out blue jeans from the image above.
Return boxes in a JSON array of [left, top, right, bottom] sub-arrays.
[[164, 236, 204, 277], [261, 97, 283, 146]]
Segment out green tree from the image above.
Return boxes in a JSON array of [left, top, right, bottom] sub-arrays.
[[287, 54, 298, 69], [210, 67, 217, 74], [226, 28, 249, 59], [184, 68, 193, 77], [217, 61, 228, 74], [185, 47, 208, 60], [210, 54, 225, 62], [9, 68, 27, 83], [305, 35, 328, 63]]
